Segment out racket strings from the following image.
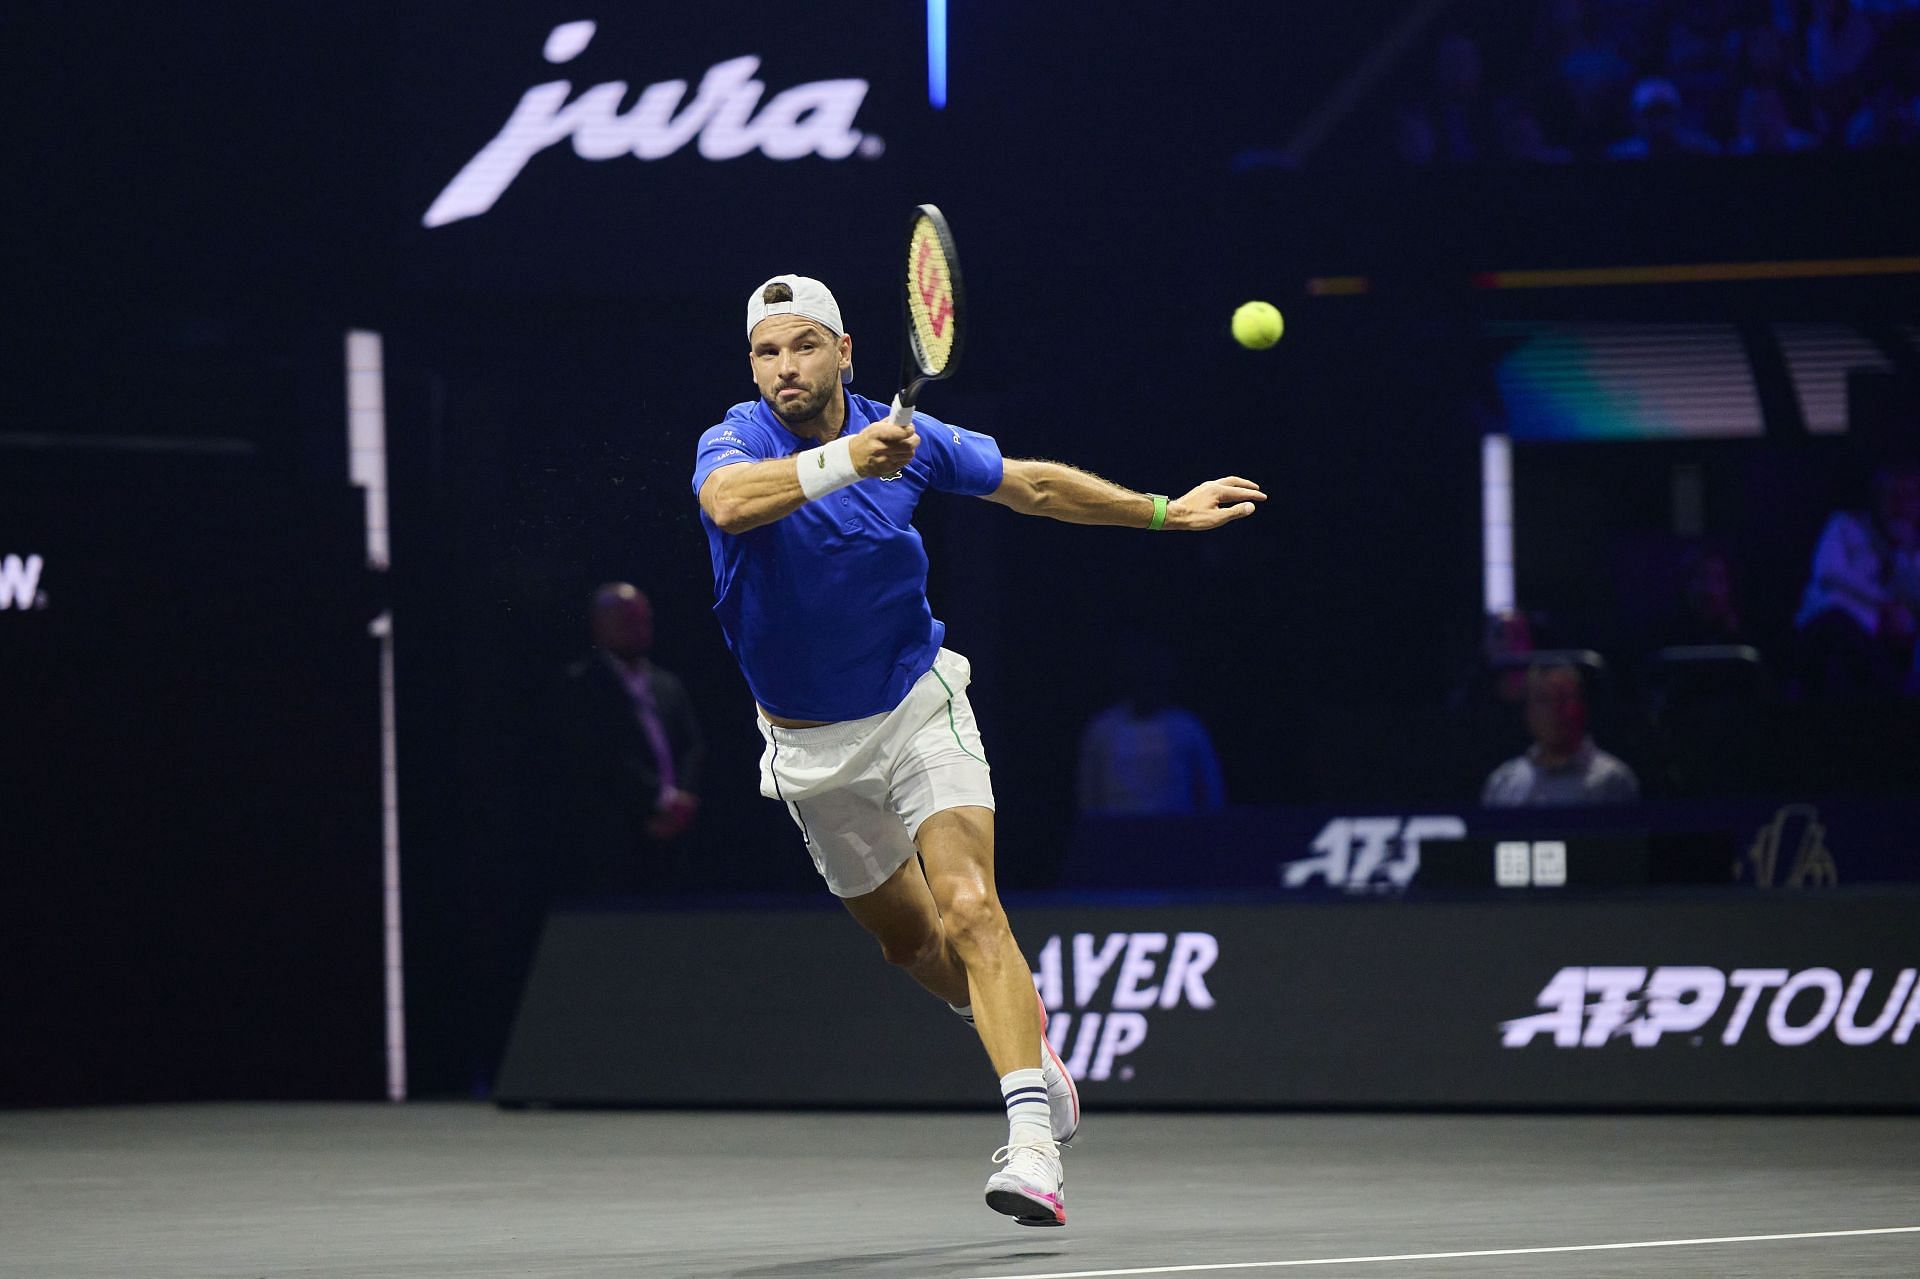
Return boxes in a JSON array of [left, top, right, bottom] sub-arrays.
[[905, 218, 958, 375]]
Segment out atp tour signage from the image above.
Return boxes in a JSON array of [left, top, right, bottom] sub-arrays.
[[497, 895, 1920, 1108], [1502, 966, 1920, 1049], [424, 22, 877, 228]]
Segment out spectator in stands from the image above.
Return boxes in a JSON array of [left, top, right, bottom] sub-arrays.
[[553, 582, 706, 893], [1077, 638, 1225, 817], [1738, 21, 1827, 141], [1528, 0, 1637, 153], [1843, 49, 1920, 147], [1397, 0, 1918, 166], [1732, 83, 1824, 151], [1482, 661, 1641, 807], [1399, 34, 1495, 164], [1794, 460, 1920, 697], [1497, 99, 1576, 162], [1609, 77, 1723, 156], [1808, 0, 1878, 101], [1661, 4, 1741, 133]]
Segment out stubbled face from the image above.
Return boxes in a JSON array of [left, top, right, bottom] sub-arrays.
[[1526, 668, 1588, 754], [750, 315, 851, 427]]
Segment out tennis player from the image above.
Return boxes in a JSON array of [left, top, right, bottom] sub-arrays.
[[693, 275, 1263, 1226]]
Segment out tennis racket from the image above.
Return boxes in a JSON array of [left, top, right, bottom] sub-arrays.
[[889, 204, 965, 426]]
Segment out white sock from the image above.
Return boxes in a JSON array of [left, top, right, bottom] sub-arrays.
[[950, 1003, 975, 1026], [1000, 1068, 1051, 1148]]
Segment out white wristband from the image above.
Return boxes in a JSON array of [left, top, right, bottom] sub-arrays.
[[797, 435, 860, 501]]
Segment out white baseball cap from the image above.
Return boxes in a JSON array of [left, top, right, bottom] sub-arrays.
[[747, 274, 853, 383]]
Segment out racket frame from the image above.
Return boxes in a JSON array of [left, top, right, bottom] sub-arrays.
[[891, 203, 965, 425]]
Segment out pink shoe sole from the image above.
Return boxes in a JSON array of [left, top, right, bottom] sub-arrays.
[[986, 1185, 1067, 1227]]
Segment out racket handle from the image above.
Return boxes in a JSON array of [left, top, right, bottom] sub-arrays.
[[889, 394, 914, 426]]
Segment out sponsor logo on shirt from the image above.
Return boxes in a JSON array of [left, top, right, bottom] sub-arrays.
[[1032, 931, 1219, 1082], [1501, 965, 1920, 1048]]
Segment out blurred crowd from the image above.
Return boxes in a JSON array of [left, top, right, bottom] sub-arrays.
[[1398, 0, 1920, 165]]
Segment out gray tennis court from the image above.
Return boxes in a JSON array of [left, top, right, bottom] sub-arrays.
[[4, 1104, 1916, 1277]]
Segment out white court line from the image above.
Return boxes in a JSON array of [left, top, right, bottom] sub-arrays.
[[956, 1225, 1920, 1279]]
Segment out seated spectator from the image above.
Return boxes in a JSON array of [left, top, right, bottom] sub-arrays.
[[1844, 75, 1920, 148], [1731, 83, 1823, 152], [1497, 99, 1576, 162], [1077, 639, 1225, 817], [1738, 22, 1826, 139], [1482, 661, 1641, 807], [1398, 34, 1496, 165], [1808, 0, 1877, 98], [1527, 0, 1636, 153], [1794, 460, 1920, 697], [1609, 78, 1723, 157]]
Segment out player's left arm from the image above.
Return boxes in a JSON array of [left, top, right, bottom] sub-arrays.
[[981, 458, 1265, 530]]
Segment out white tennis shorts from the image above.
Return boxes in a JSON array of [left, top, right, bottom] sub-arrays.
[[757, 648, 995, 898]]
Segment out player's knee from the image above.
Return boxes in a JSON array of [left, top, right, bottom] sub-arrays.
[[939, 890, 1009, 957], [878, 926, 944, 971]]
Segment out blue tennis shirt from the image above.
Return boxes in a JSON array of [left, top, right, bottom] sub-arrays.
[[692, 389, 1004, 721]]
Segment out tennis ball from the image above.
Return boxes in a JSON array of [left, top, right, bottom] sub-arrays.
[[1231, 301, 1284, 350]]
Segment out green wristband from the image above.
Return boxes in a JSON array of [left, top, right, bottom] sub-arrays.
[[1148, 494, 1168, 531]]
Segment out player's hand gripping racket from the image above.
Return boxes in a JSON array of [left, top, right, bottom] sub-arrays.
[[890, 204, 965, 426]]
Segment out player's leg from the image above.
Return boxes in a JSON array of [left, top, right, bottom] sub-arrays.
[[914, 804, 1077, 1135], [839, 853, 970, 1008], [917, 805, 1068, 1226], [913, 806, 1038, 1076], [762, 712, 975, 1007]]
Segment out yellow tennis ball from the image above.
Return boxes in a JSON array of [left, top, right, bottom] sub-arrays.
[[1231, 301, 1284, 350]]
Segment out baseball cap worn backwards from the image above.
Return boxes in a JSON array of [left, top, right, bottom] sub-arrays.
[[748, 274, 854, 383]]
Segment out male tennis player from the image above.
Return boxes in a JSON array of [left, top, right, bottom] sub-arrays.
[[693, 275, 1263, 1227]]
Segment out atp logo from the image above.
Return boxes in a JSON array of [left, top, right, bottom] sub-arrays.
[[425, 22, 879, 228], [1032, 931, 1219, 1083], [1501, 966, 1920, 1048], [0, 554, 47, 610], [1282, 815, 1467, 892]]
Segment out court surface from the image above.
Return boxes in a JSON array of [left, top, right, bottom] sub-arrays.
[[3, 1104, 1916, 1277]]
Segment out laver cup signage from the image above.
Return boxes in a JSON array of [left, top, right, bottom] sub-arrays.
[[496, 894, 1920, 1108], [1035, 932, 1219, 1083]]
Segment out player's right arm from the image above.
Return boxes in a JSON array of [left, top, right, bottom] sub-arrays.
[[699, 422, 918, 534]]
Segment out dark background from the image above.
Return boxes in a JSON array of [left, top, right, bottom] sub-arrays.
[[4, 2, 1916, 1103]]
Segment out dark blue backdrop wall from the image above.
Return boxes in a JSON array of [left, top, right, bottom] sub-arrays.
[[7, 2, 1915, 1101]]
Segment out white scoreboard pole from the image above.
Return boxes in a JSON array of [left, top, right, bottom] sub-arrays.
[[346, 329, 406, 1102]]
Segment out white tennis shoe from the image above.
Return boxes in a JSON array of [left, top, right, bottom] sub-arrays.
[[984, 1139, 1066, 1227], [1036, 995, 1081, 1144]]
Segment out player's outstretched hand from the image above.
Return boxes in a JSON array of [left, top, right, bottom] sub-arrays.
[[853, 419, 919, 477], [1168, 476, 1266, 530]]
